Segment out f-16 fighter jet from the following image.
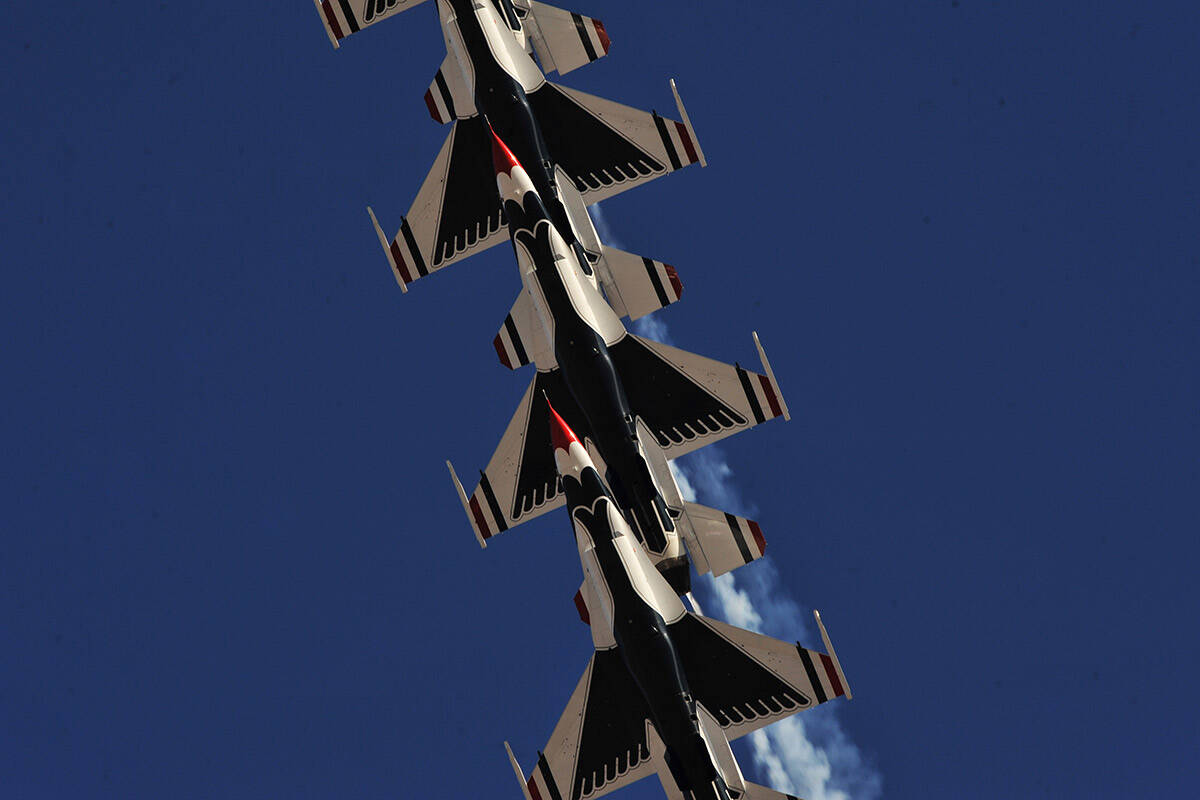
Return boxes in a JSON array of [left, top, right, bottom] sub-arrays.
[[503, 403, 850, 800], [315, 0, 704, 295], [447, 130, 788, 598]]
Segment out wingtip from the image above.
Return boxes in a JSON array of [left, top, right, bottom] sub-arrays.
[[447, 460, 486, 548], [313, 0, 342, 49], [670, 79, 707, 168], [753, 332, 790, 421], [504, 742, 534, 800], [813, 609, 852, 700], [367, 206, 409, 293]]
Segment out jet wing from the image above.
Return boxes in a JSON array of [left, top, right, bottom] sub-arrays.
[[519, 650, 657, 800], [528, 81, 704, 205], [608, 334, 788, 460], [314, 0, 430, 48], [669, 613, 850, 742], [452, 370, 590, 542], [370, 117, 508, 291]]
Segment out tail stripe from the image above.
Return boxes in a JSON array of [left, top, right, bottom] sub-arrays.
[[796, 646, 828, 704], [504, 314, 529, 366], [652, 112, 683, 171], [334, 0, 360, 33], [736, 366, 766, 424], [434, 69, 457, 120], [642, 257, 670, 308], [570, 12, 598, 62], [724, 512, 753, 565]]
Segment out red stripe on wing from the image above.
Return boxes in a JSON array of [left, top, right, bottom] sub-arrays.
[[674, 121, 699, 165], [468, 495, 492, 540], [758, 374, 783, 419], [321, 1, 345, 40], [388, 240, 414, 285], [820, 652, 845, 697]]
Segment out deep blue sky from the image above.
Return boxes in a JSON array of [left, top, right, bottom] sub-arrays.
[[3, 2, 1197, 798]]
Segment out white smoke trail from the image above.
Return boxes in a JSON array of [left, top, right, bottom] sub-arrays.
[[670, 457, 883, 800], [589, 203, 882, 800]]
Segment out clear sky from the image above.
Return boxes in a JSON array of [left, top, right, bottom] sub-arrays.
[[3, 1, 1197, 798]]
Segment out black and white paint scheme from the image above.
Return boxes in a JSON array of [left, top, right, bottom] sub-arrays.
[[333, 0, 704, 284], [447, 131, 789, 598], [504, 403, 850, 800]]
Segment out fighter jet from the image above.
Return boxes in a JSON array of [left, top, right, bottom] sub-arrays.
[[502, 402, 850, 800], [447, 129, 788, 595], [316, 0, 704, 297]]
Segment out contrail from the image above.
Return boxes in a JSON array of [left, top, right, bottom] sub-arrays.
[[592, 204, 882, 800]]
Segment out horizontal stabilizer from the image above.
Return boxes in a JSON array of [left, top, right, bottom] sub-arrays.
[[494, 290, 554, 370], [525, 1, 611, 76], [424, 55, 476, 124], [680, 502, 766, 578], [528, 80, 704, 205], [313, 0, 430, 48], [600, 246, 683, 321]]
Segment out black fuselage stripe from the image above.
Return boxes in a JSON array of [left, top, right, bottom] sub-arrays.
[[335, 0, 360, 32], [400, 217, 427, 276], [504, 314, 528, 365], [724, 512, 753, 564], [643, 257, 669, 308], [736, 366, 765, 424], [571, 12, 597, 62], [537, 751, 564, 800], [434, 70, 457, 120], [796, 646, 827, 704], [652, 113, 682, 171], [479, 472, 509, 532]]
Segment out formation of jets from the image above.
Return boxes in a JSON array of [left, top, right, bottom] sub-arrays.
[[316, 2, 852, 798]]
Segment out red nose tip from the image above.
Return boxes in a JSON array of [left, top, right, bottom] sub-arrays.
[[547, 398, 580, 453], [489, 123, 522, 177]]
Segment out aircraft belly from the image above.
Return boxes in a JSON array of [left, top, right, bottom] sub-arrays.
[[613, 530, 687, 624]]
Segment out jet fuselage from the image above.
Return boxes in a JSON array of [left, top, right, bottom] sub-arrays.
[[442, 0, 578, 245], [556, 424, 732, 800], [495, 142, 686, 588]]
